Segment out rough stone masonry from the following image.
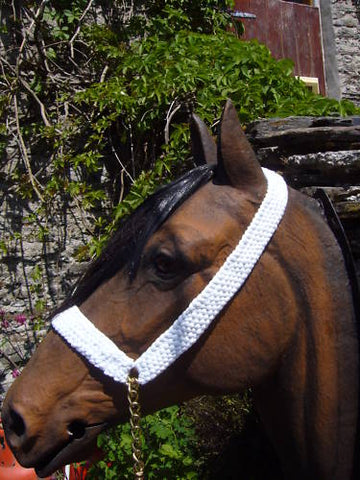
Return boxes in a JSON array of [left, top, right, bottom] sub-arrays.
[[331, 0, 360, 105]]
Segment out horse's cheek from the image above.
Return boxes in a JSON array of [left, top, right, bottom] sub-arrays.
[[183, 276, 297, 392]]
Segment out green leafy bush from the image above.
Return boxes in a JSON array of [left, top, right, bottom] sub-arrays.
[[87, 406, 200, 480], [82, 29, 356, 126], [86, 394, 256, 479], [74, 26, 359, 253]]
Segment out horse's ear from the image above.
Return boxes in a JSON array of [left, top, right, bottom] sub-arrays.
[[190, 113, 217, 166], [217, 100, 266, 197]]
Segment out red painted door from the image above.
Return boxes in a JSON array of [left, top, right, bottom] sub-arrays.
[[234, 0, 326, 94]]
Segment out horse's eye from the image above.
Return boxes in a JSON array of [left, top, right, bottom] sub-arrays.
[[153, 252, 178, 277]]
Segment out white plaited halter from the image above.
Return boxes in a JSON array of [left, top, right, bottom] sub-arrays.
[[52, 168, 288, 385]]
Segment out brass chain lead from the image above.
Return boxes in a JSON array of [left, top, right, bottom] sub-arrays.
[[127, 375, 145, 479]]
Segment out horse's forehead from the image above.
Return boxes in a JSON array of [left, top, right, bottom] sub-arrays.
[[150, 183, 244, 247], [171, 182, 250, 226]]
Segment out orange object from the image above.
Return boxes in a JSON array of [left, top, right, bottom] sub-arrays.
[[0, 429, 15, 469]]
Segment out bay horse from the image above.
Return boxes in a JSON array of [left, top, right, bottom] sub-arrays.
[[2, 101, 359, 479]]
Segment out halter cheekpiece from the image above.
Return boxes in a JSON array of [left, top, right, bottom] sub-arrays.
[[52, 168, 288, 385]]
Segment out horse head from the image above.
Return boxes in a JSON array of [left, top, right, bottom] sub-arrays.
[[2, 101, 359, 480]]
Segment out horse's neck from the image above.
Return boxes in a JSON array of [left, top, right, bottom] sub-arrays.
[[255, 189, 359, 480]]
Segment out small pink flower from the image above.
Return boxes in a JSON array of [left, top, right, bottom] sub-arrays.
[[1, 319, 9, 328], [15, 314, 27, 325], [12, 369, 20, 378]]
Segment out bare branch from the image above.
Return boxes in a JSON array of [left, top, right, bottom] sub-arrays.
[[0, 55, 51, 127], [119, 169, 125, 204], [0, 349, 20, 371], [110, 139, 134, 183], [13, 94, 45, 202], [18, 77, 52, 127], [69, 0, 95, 58], [164, 102, 181, 144], [100, 65, 109, 83], [16, 0, 49, 75]]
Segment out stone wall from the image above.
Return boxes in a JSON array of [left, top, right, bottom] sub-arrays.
[[331, 0, 360, 104], [0, 193, 92, 404], [0, 195, 90, 315]]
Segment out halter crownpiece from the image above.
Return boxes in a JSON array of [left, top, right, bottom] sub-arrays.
[[52, 168, 288, 385]]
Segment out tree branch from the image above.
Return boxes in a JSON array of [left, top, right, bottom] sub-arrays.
[[13, 94, 45, 202], [18, 76, 52, 127], [165, 101, 181, 144], [69, 0, 95, 58], [0, 349, 20, 371], [16, 0, 49, 75]]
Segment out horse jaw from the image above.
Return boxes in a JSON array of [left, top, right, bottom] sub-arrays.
[[33, 423, 105, 478]]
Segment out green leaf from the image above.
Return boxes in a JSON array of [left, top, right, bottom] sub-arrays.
[[159, 443, 181, 459]]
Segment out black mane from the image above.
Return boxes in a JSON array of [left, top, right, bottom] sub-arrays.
[[65, 164, 214, 308]]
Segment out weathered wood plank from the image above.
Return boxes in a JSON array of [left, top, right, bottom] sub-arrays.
[[248, 116, 360, 137], [246, 116, 360, 270], [257, 149, 360, 187], [251, 126, 360, 154]]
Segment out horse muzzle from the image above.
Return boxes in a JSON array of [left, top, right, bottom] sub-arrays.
[[1, 400, 106, 478]]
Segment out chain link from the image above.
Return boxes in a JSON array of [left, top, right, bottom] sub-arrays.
[[127, 375, 145, 479]]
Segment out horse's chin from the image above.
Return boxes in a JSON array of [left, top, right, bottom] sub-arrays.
[[34, 423, 106, 478]]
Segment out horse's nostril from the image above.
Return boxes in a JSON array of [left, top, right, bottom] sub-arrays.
[[9, 408, 26, 438], [67, 420, 86, 440]]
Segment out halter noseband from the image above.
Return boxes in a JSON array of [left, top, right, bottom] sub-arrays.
[[52, 168, 288, 385]]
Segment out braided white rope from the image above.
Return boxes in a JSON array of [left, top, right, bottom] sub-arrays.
[[52, 168, 288, 385]]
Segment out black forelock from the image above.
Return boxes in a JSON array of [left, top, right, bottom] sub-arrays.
[[64, 164, 214, 308]]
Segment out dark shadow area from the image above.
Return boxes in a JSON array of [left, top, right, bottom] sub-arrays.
[[203, 413, 283, 480]]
